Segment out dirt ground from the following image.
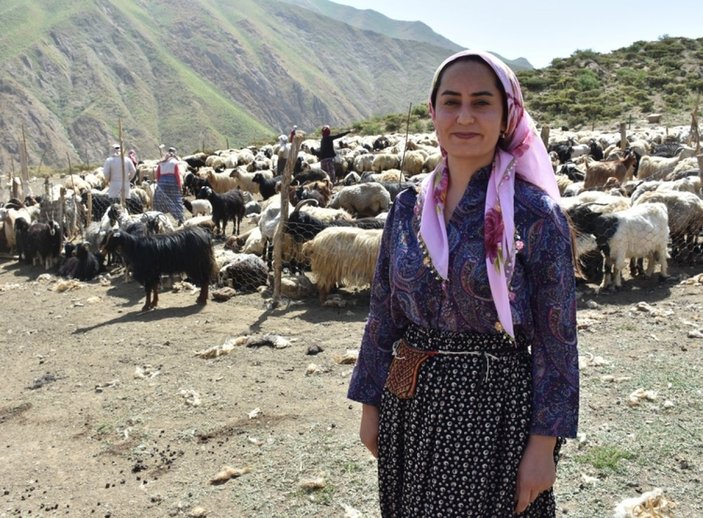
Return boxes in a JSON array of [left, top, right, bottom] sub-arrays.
[[1, 213, 703, 518]]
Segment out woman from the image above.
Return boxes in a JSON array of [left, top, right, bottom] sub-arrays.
[[316, 125, 350, 184], [153, 146, 184, 225], [347, 50, 579, 517]]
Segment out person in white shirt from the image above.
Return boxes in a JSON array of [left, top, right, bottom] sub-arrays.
[[103, 144, 136, 200]]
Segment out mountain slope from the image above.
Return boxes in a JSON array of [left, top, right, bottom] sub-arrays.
[[0, 0, 530, 171], [279, 0, 462, 52], [279, 0, 533, 71]]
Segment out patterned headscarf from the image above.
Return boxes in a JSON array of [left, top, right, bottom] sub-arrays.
[[419, 50, 560, 339]]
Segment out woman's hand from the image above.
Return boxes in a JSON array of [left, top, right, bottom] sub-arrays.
[[359, 404, 380, 458], [515, 435, 557, 513]]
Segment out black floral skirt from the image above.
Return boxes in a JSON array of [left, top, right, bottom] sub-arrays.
[[378, 325, 562, 517]]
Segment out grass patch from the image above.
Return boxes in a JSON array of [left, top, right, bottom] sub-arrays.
[[576, 445, 635, 472]]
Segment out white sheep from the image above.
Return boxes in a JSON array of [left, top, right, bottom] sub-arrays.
[[637, 146, 697, 180], [401, 150, 427, 176], [329, 183, 391, 218], [353, 154, 374, 173], [372, 153, 400, 173], [206, 170, 239, 193], [229, 168, 273, 196], [633, 190, 703, 257]]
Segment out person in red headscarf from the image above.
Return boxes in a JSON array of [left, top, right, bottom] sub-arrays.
[[348, 50, 579, 517], [315, 125, 350, 184]]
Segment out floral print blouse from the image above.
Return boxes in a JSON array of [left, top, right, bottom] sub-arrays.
[[347, 166, 579, 438]]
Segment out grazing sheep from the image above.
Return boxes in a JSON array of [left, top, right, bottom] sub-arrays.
[[196, 186, 245, 236], [206, 170, 239, 193], [372, 153, 401, 173], [101, 226, 218, 310], [634, 190, 703, 260], [229, 168, 273, 195], [329, 182, 391, 218], [302, 227, 383, 302], [637, 146, 697, 181]]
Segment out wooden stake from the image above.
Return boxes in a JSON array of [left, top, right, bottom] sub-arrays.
[[540, 125, 550, 149], [119, 118, 126, 206], [619, 123, 627, 150], [271, 129, 304, 307], [399, 102, 412, 187]]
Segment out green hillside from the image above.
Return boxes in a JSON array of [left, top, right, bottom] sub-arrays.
[[518, 36, 703, 128], [0, 0, 457, 170], [351, 36, 703, 135]]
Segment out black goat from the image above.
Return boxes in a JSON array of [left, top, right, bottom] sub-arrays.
[[81, 191, 143, 221], [292, 169, 327, 186], [101, 226, 218, 311], [196, 186, 245, 236], [285, 200, 385, 244], [24, 220, 63, 270], [58, 242, 104, 281], [588, 139, 604, 161], [548, 140, 573, 164], [14, 217, 31, 263], [252, 173, 280, 200], [184, 172, 210, 196], [373, 136, 391, 151], [557, 162, 585, 183]]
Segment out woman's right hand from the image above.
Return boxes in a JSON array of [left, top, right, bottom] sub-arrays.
[[359, 404, 380, 458]]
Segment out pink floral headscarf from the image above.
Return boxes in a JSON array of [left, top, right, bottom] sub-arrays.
[[419, 50, 560, 339]]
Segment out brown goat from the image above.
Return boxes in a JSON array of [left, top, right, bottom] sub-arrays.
[[583, 151, 637, 190]]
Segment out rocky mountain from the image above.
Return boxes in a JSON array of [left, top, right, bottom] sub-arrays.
[[0, 0, 531, 171]]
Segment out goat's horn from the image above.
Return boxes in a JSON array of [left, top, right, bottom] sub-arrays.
[[293, 198, 318, 212]]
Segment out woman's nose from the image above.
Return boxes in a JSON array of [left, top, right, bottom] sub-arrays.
[[456, 105, 475, 124]]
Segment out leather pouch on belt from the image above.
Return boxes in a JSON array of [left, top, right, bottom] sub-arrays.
[[384, 339, 435, 399]]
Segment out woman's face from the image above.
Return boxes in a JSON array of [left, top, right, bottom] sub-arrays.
[[431, 60, 506, 171]]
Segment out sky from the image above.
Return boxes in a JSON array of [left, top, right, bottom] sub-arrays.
[[334, 0, 702, 68]]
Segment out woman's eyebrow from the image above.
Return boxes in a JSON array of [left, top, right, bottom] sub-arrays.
[[440, 89, 495, 97]]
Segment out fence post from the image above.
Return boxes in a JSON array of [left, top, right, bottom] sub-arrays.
[[271, 130, 304, 307], [540, 125, 550, 149], [619, 123, 627, 150]]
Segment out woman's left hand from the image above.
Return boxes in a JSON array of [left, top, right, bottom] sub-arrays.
[[514, 434, 557, 514]]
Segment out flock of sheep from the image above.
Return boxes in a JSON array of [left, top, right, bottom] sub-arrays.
[[1, 123, 702, 309]]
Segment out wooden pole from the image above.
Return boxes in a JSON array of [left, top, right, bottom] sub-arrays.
[[399, 102, 412, 187], [20, 126, 29, 198], [58, 187, 66, 239], [619, 123, 627, 150], [688, 94, 700, 153], [118, 119, 126, 206], [540, 125, 550, 149], [271, 129, 304, 308], [87, 191, 93, 226]]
